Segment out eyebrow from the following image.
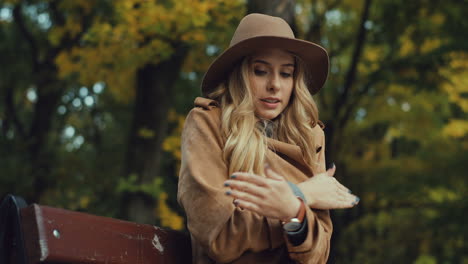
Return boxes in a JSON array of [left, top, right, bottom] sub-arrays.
[[253, 59, 295, 67]]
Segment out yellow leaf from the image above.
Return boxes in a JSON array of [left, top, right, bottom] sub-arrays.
[[79, 196, 90, 208], [442, 119, 468, 138], [420, 38, 442, 53], [138, 127, 155, 139], [155, 192, 184, 230]]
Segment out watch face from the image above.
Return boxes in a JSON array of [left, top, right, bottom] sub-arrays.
[[283, 219, 302, 232]]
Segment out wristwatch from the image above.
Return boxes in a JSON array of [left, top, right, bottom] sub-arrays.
[[282, 197, 306, 232]]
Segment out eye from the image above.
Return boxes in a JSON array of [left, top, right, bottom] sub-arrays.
[[280, 72, 292, 78], [254, 69, 267, 76]]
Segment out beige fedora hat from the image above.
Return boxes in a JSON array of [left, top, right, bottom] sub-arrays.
[[201, 13, 329, 96]]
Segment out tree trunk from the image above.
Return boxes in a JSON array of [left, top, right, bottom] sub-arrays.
[[28, 81, 63, 202], [121, 45, 188, 224], [11, 1, 91, 203], [323, 1, 372, 262], [247, 0, 297, 34]]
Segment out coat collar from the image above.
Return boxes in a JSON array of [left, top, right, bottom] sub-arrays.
[[266, 138, 308, 167], [194, 97, 317, 172]]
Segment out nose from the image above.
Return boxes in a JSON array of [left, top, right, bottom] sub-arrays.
[[267, 73, 280, 92]]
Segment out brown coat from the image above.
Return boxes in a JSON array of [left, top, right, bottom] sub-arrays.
[[178, 97, 332, 264]]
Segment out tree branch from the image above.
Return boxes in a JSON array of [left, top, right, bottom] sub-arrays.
[[318, 83, 329, 111], [305, 5, 322, 43], [328, 0, 344, 11], [46, 0, 89, 63], [306, 0, 343, 111], [5, 84, 26, 139], [12, 3, 39, 72], [333, 0, 372, 120], [338, 68, 386, 129], [328, 34, 355, 59], [305, 0, 342, 43]]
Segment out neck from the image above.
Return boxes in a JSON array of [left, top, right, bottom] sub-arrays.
[[257, 119, 275, 138]]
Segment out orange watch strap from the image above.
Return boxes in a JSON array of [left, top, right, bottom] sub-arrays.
[[296, 197, 306, 223]]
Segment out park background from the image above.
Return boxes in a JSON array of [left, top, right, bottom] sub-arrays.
[[1, 0, 467, 263]]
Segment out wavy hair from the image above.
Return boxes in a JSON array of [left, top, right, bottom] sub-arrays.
[[208, 56, 320, 176]]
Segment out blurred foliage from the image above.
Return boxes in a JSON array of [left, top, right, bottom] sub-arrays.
[[156, 191, 184, 231], [55, 0, 243, 103], [1, 0, 467, 263], [117, 173, 163, 199], [300, 0, 468, 263], [162, 109, 185, 161]]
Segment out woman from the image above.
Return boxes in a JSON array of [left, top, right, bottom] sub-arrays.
[[178, 13, 358, 264]]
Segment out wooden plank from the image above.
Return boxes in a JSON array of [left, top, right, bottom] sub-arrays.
[[20, 204, 191, 264]]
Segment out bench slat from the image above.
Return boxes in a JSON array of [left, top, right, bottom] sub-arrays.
[[20, 204, 191, 264]]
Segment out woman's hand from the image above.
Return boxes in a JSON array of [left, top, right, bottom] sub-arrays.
[[223, 166, 300, 222], [297, 165, 359, 210]]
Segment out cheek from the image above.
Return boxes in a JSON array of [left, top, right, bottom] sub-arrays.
[[284, 82, 294, 100], [249, 77, 263, 95]]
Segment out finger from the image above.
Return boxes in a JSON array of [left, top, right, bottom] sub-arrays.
[[337, 200, 354, 209], [326, 164, 336, 177], [230, 172, 268, 187], [225, 188, 264, 204], [264, 166, 283, 181], [339, 192, 359, 207], [233, 199, 263, 215], [337, 188, 352, 200], [353, 196, 360, 205], [345, 195, 360, 207], [331, 190, 352, 208], [224, 180, 266, 198], [334, 180, 352, 194]]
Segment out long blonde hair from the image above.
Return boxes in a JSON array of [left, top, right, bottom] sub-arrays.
[[208, 56, 320, 176]]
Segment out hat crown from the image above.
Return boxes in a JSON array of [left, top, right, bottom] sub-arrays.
[[230, 13, 295, 47], [202, 13, 329, 96]]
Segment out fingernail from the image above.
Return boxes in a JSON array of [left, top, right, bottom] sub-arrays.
[[348, 189, 352, 194], [355, 197, 360, 203], [230, 175, 237, 179], [225, 191, 231, 195], [332, 162, 336, 169], [224, 182, 230, 187], [233, 199, 238, 205]]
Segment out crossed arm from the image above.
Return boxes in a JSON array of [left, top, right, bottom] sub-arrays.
[[224, 164, 360, 223]]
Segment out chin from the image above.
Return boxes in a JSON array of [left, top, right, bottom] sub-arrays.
[[257, 112, 280, 120]]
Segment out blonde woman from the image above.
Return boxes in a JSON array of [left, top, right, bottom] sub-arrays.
[[178, 13, 359, 264]]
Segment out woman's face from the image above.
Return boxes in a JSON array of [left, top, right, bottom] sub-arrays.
[[248, 48, 295, 120]]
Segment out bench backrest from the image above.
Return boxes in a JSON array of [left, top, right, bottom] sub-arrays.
[[1, 195, 192, 264]]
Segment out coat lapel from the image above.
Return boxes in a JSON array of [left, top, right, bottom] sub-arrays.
[[267, 138, 306, 166]]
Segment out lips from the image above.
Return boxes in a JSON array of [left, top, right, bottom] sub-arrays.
[[259, 97, 281, 109], [260, 97, 280, 103]]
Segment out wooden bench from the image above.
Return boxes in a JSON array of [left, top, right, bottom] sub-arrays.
[[0, 194, 192, 264]]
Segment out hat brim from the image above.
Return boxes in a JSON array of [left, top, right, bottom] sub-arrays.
[[201, 36, 329, 96]]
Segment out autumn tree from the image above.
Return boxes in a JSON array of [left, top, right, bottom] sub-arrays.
[[0, 0, 113, 201], [55, 0, 244, 223], [297, 0, 467, 262], [248, 0, 467, 262], [1, 0, 243, 224]]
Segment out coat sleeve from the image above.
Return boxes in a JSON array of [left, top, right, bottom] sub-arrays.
[[177, 107, 283, 263], [285, 127, 333, 264]]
